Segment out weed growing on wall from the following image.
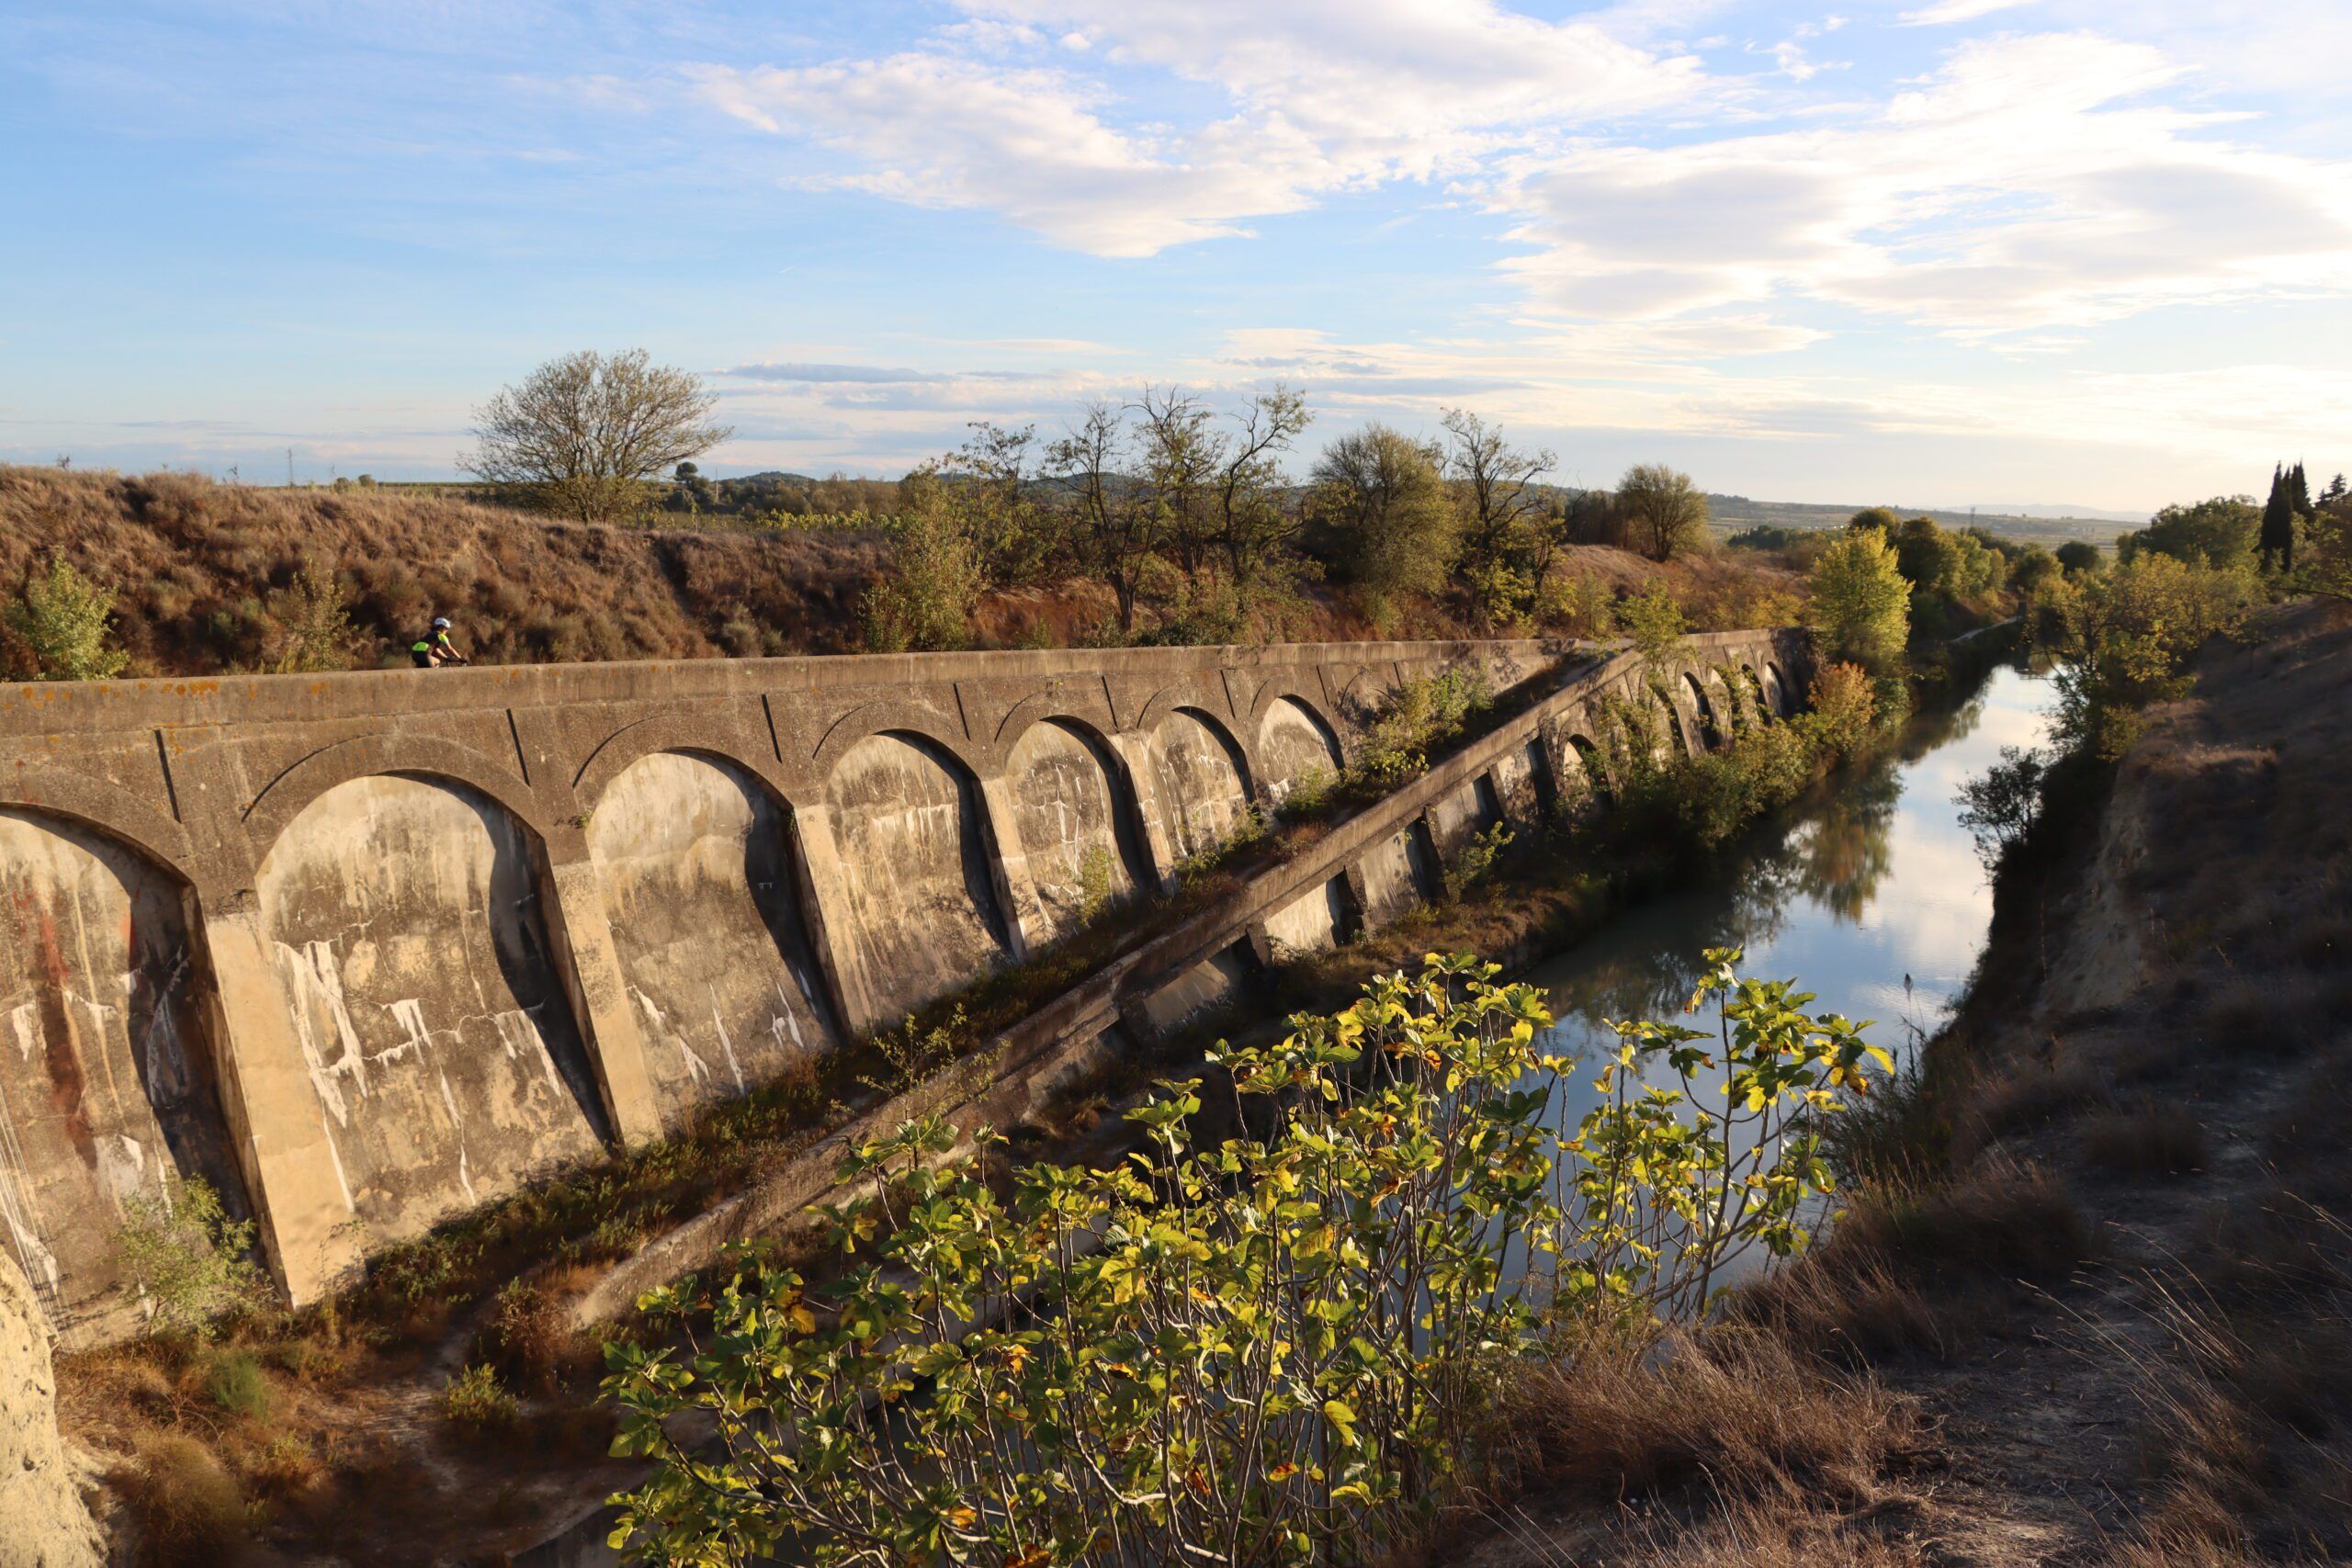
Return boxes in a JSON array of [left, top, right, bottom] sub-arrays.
[[604, 949, 1887, 1566]]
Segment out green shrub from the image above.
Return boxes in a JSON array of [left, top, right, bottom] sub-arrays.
[[110, 1177, 266, 1341], [1617, 580, 1686, 669], [863, 476, 982, 652], [1442, 820, 1513, 901], [6, 558, 128, 681], [441, 1362, 523, 1431], [203, 1348, 271, 1420], [1354, 667, 1489, 787], [605, 950, 1889, 1566], [263, 561, 356, 673]]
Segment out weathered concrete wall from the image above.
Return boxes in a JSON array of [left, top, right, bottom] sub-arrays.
[[0, 628, 1805, 1333], [1137, 709, 1253, 869], [0, 810, 241, 1324], [586, 751, 836, 1130], [996, 721, 1140, 946], [255, 774, 607, 1248], [1257, 697, 1343, 807], [819, 732, 1011, 1025]]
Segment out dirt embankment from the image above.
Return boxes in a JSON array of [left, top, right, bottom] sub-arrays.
[[1453, 600, 2352, 1567], [0, 466, 1807, 678]]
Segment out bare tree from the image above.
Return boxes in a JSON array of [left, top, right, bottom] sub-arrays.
[[1133, 387, 1220, 583], [1213, 385, 1312, 587], [1047, 402, 1161, 633], [1616, 462, 1710, 562], [462, 349, 732, 525], [1442, 410, 1555, 574]]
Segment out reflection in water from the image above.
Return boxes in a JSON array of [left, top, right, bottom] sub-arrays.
[[1528, 663, 2055, 1089]]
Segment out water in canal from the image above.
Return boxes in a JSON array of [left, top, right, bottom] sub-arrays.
[[1525, 660, 2054, 1077], [1503, 661, 2055, 1299]]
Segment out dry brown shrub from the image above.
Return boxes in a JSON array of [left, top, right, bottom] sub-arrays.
[[114, 1432, 247, 1566]]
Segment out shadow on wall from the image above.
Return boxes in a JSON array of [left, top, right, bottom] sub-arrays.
[[256, 773, 608, 1248], [586, 750, 842, 1134], [0, 808, 248, 1326], [822, 732, 1014, 1024]]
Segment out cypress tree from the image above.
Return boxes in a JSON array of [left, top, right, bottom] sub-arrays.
[[2259, 462, 2295, 572]]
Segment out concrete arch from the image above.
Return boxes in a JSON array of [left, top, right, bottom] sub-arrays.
[[1680, 671, 1724, 750], [1562, 733, 1611, 807], [254, 773, 609, 1247], [998, 718, 1149, 945], [1764, 662, 1794, 718], [1255, 694, 1344, 807], [0, 765, 196, 883], [808, 700, 981, 784], [819, 729, 1012, 1022], [243, 733, 545, 868], [571, 714, 788, 819], [585, 750, 839, 1131], [1136, 705, 1257, 866], [990, 689, 1123, 763], [0, 806, 247, 1327]]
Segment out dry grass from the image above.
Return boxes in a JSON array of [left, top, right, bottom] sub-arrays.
[[113, 1433, 248, 1567], [2083, 1100, 2210, 1179], [0, 465, 891, 672], [1492, 1327, 1920, 1510]]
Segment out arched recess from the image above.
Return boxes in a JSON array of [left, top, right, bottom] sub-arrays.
[[1141, 706, 1254, 866], [255, 773, 608, 1248], [1560, 734, 1611, 816], [999, 719, 1148, 946], [1737, 664, 1774, 727], [1764, 662, 1794, 718], [586, 751, 839, 1131], [820, 731, 1012, 1023], [1681, 671, 1724, 750], [0, 807, 247, 1325], [1645, 678, 1699, 761], [1256, 695, 1344, 808]]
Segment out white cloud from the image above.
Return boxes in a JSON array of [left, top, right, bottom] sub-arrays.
[[1489, 32, 2352, 336], [1900, 0, 2036, 25], [687, 53, 1329, 255]]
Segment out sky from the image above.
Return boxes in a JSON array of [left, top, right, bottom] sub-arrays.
[[2, 1, 2348, 513]]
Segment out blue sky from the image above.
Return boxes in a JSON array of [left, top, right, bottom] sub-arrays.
[[3, 1, 2348, 511]]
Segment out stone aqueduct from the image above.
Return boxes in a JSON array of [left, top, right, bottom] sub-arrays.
[[0, 630, 1805, 1335]]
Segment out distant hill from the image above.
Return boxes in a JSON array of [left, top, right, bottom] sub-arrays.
[[1702, 493, 2132, 547]]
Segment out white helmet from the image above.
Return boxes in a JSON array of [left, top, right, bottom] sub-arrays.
[[432, 616, 451, 628]]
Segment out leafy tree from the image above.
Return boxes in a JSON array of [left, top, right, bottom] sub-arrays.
[[604, 951, 1885, 1568], [2008, 547, 2062, 595], [2291, 491, 2352, 605], [110, 1177, 265, 1340], [1616, 462, 1709, 561], [2118, 495, 2259, 571], [6, 558, 128, 681], [461, 348, 732, 525], [1310, 425, 1455, 624], [1956, 746, 2048, 875], [1888, 515, 1962, 595], [862, 474, 983, 652], [2045, 552, 2252, 758], [1807, 526, 1911, 671], [1848, 506, 1900, 531], [941, 422, 1054, 587], [1617, 580, 1686, 670], [2054, 540, 2103, 575], [1047, 401, 1162, 634]]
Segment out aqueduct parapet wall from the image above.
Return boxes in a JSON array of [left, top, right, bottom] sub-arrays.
[[0, 631, 1806, 1334]]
